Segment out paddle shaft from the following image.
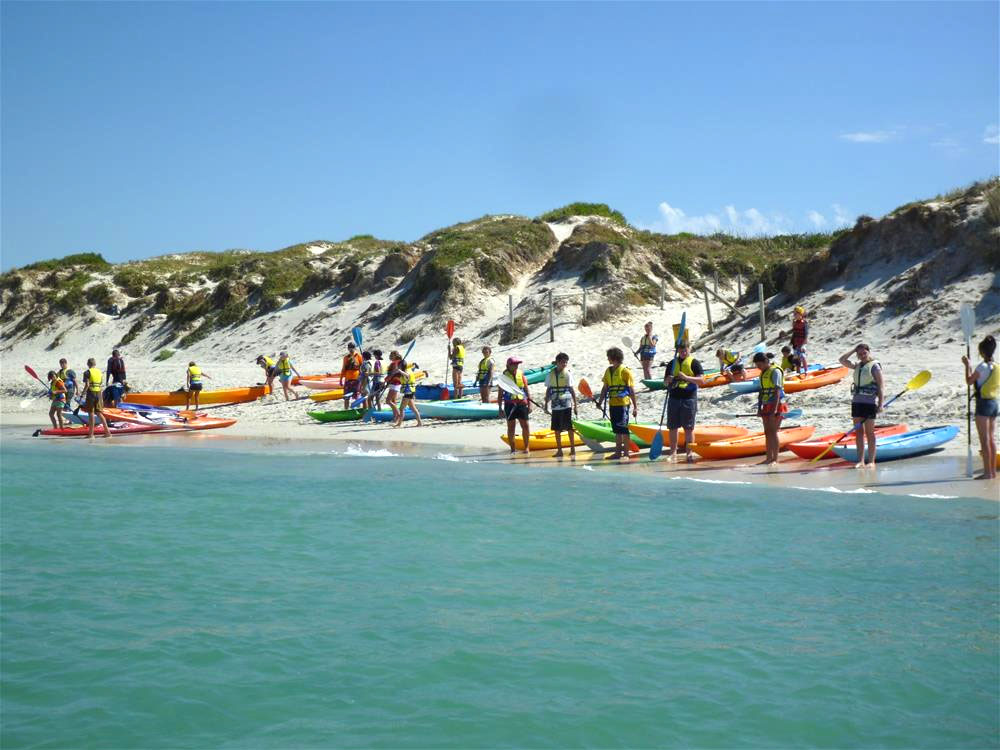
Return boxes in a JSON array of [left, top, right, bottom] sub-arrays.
[[811, 386, 909, 462]]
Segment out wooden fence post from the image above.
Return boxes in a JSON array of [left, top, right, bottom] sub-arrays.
[[737, 273, 742, 298], [758, 283, 766, 343], [508, 295, 514, 337], [548, 290, 555, 343], [703, 280, 713, 333], [582, 288, 588, 325], [659, 279, 665, 310]]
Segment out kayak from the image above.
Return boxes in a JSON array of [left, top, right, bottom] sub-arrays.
[[299, 378, 345, 391], [727, 363, 825, 394], [831, 426, 959, 463], [308, 388, 346, 403], [628, 423, 751, 448], [416, 400, 502, 420], [641, 368, 721, 391], [307, 409, 366, 423], [104, 407, 237, 431], [701, 368, 762, 389], [784, 366, 849, 394], [123, 386, 268, 407], [787, 423, 909, 460], [37, 422, 166, 437], [573, 419, 661, 447], [293, 373, 342, 386], [367, 407, 419, 423], [501, 429, 586, 451], [690, 425, 816, 459], [415, 364, 555, 400]]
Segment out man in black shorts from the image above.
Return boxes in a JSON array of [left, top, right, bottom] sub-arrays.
[[663, 342, 706, 463]]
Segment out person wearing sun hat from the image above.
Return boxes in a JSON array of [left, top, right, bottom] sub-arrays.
[[498, 356, 531, 453]]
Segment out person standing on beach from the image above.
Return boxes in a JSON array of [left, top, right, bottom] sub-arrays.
[[256, 355, 278, 391], [369, 350, 385, 410], [106, 349, 126, 388], [598, 347, 637, 461], [341, 342, 363, 409], [449, 337, 466, 399], [664, 342, 706, 463], [963, 334, 997, 480], [790, 306, 809, 376], [543, 352, 578, 458], [275, 351, 301, 401], [395, 359, 423, 427], [81, 358, 112, 438], [753, 351, 787, 465], [47, 370, 67, 429], [838, 344, 883, 468], [474, 346, 494, 403], [498, 357, 531, 453], [185, 361, 211, 411], [637, 322, 659, 380], [57, 358, 76, 408], [383, 351, 403, 422]]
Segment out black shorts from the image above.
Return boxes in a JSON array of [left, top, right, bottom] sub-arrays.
[[975, 397, 999, 418], [550, 409, 572, 431], [667, 397, 697, 430], [504, 402, 528, 422], [452, 366, 464, 374], [189, 383, 203, 392], [266, 365, 278, 377], [852, 401, 878, 420], [609, 404, 630, 434]]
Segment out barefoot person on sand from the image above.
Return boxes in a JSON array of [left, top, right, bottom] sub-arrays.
[[598, 347, 637, 461], [255, 354, 277, 391], [637, 322, 659, 380], [275, 351, 301, 401], [791, 306, 809, 376], [47, 370, 67, 429], [383, 351, 403, 422], [753, 351, 787, 465], [395, 359, 423, 428], [185, 361, 211, 411], [81, 358, 112, 438], [664, 342, 707, 463], [474, 346, 495, 404], [342, 343, 363, 409], [963, 334, 997, 480], [543, 352, 578, 458], [498, 357, 531, 453], [449, 337, 466, 399], [839, 343, 884, 468]]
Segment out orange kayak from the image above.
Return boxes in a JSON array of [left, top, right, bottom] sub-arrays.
[[292, 373, 342, 386], [627, 423, 750, 447], [701, 368, 761, 389], [787, 423, 908, 460], [300, 378, 345, 391], [105, 407, 237, 431], [783, 366, 849, 394], [123, 386, 268, 407], [691, 425, 816, 459]]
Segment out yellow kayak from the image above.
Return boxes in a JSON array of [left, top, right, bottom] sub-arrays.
[[308, 388, 346, 403], [501, 430, 586, 451]]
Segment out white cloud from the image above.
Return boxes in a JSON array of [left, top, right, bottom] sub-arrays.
[[652, 202, 791, 236], [839, 130, 896, 143], [984, 124, 1000, 145], [807, 210, 827, 228], [832, 203, 852, 227]]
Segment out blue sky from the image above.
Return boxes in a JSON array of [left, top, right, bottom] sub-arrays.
[[2, 1, 997, 268]]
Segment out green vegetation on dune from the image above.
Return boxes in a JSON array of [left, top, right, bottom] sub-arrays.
[[540, 202, 628, 226], [21, 252, 110, 272]]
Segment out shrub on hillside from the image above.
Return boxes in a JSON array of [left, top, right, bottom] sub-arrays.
[[540, 203, 628, 226], [23, 252, 110, 272]]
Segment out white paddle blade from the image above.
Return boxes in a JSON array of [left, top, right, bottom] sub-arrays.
[[19, 398, 33, 409], [496, 373, 525, 398], [621, 337, 633, 348], [960, 304, 975, 342]]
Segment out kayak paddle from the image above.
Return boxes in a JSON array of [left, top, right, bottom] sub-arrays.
[[403, 339, 416, 362], [960, 303, 975, 477], [810, 369, 932, 462], [352, 327, 363, 349], [24, 364, 46, 386], [721, 407, 802, 420], [621, 336, 639, 360], [649, 311, 685, 461]]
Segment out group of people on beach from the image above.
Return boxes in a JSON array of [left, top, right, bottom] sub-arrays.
[[43, 305, 997, 478]]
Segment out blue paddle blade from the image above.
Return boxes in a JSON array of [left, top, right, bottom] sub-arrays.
[[649, 430, 664, 460], [403, 339, 416, 360], [675, 312, 686, 348], [350, 396, 366, 408], [352, 327, 363, 348]]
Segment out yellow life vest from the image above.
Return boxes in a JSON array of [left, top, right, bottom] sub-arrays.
[[780, 355, 794, 372], [451, 344, 465, 368], [277, 357, 292, 376], [87, 367, 103, 393], [476, 357, 494, 384], [502, 370, 528, 404], [759, 365, 784, 403], [669, 355, 697, 398], [188, 365, 202, 385], [50, 377, 66, 401], [262, 356, 275, 368], [604, 365, 633, 407], [720, 350, 740, 367], [978, 362, 998, 400]]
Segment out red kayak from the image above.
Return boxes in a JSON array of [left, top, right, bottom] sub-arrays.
[[36, 422, 165, 438], [787, 423, 908, 460]]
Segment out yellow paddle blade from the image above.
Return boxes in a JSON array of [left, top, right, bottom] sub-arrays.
[[906, 370, 932, 391]]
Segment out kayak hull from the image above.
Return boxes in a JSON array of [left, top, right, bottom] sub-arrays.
[[573, 419, 661, 447], [307, 409, 366, 423], [38, 422, 165, 437], [501, 429, 586, 451], [104, 407, 237, 431], [727, 363, 825, 394], [417, 364, 554, 400], [417, 400, 501, 420], [124, 386, 268, 407], [831, 426, 959, 462], [691, 425, 816, 459], [308, 388, 346, 403], [787, 423, 908, 459], [628, 423, 751, 447]]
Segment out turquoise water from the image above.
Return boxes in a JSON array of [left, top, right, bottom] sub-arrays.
[[2, 434, 998, 748]]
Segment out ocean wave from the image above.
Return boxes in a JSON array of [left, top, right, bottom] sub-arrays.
[[340, 445, 398, 458], [792, 485, 878, 494], [908, 493, 959, 499], [669, 476, 752, 486], [433, 453, 461, 462]]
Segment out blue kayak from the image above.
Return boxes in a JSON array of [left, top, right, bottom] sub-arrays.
[[728, 363, 824, 394], [831, 425, 959, 462], [417, 399, 501, 420]]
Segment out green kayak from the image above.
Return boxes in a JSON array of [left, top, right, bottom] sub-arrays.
[[523, 363, 555, 385], [572, 419, 658, 447], [308, 408, 366, 423], [642, 366, 720, 391]]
